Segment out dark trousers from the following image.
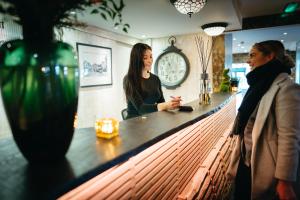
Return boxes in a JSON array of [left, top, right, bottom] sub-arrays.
[[234, 160, 251, 200]]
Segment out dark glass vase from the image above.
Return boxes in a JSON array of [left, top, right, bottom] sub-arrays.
[[0, 39, 79, 163]]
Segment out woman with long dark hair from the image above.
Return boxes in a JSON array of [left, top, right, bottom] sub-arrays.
[[227, 40, 300, 200], [123, 43, 181, 119]]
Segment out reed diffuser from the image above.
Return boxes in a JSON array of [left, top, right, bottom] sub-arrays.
[[195, 35, 216, 105]]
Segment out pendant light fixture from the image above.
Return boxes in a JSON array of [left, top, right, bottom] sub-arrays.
[[201, 22, 228, 36], [170, 0, 207, 17]]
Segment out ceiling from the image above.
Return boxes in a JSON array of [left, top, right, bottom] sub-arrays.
[[231, 24, 300, 53], [78, 0, 300, 53]]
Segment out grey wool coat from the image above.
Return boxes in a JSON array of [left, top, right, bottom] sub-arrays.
[[227, 73, 300, 200]]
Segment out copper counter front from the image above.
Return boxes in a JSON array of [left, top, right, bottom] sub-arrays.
[[59, 96, 236, 200], [0, 93, 236, 200]]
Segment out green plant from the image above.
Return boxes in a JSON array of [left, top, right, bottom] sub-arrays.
[[220, 68, 231, 92], [0, 0, 129, 42]]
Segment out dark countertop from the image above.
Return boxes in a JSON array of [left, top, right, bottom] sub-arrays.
[[0, 93, 233, 200]]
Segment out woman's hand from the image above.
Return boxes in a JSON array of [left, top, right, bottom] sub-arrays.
[[157, 96, 181, 111], [276, 180, 296, 200]]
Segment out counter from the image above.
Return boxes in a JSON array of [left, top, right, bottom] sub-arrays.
[[0, 93, 234, 200]]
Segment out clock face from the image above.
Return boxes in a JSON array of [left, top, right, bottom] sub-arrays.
[[155, 51, 189, 89]]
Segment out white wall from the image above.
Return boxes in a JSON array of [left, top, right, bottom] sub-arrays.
[[61, 27, 140, 128], [0, 21, 213, 138], [150, 33, 213, 104]]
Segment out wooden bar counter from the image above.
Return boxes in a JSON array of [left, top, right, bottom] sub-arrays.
[[0, 93, 236, 200]]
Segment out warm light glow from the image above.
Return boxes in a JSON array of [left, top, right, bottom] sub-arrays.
[[95, 118, 119, 139], [201, 23, 228, 36], [231, 86, 238, 92], [203, 26, 225, 36], [101, 120, 113, 133], [73, 113, 78, 128]]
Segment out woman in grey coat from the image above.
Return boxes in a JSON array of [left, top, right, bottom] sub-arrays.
[[227, 40, 300, 200]]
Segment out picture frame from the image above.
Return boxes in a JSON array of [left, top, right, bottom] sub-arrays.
[[76, 43, 112, 87]]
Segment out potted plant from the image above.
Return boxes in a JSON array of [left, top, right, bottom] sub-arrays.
[[219, 68, 231, 92], [0, 0, 127, 163]]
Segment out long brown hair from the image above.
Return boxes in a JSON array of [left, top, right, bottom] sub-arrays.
[[253, 40, 294, 68], [123, 43, 152, 100]]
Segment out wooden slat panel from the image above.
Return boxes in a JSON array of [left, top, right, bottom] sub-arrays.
[[136, 152, 177, 198], [178, 98, 236, 200], [59, 97, 237, 200]]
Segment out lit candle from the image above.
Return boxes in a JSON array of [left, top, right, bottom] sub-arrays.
[[95, 118, 119, 139], [101, 120, 113, 134]]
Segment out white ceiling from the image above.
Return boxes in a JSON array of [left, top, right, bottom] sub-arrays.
[[78, 0, 300, 53], [79, 0, 241, 39], [230, 24, 300, 53]]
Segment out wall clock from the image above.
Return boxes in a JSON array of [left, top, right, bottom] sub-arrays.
[[154, 36, 190, 89]]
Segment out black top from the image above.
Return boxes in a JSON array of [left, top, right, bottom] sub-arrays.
[[124, 73, 165, 119]]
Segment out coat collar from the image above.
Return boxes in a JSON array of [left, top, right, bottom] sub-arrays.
[[251, 73, 289, 145]]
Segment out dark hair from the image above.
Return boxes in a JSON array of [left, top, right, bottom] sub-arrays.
[[253, 40, 294, 68], [123, 43, 152, 100]]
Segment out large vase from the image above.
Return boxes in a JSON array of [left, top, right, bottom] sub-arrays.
[[0, 39, 79, 163]]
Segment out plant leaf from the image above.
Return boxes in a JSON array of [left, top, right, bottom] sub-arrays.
[[100, 13, 107, 20], [119, 0, 125, 11], [91, 9, 99, 14], [99, 6, 108, 12], [106, 9, 113, 18], [101, 0, 108, 7], [111, 0, 119, 11], [112, 12, 116, 20]]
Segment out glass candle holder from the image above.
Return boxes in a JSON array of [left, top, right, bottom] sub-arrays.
[[95, 118, 119, 139]]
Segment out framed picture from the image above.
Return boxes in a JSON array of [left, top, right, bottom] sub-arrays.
[[76, 43, 112, 87]]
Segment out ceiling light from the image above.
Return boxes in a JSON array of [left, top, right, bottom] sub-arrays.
[[142, 35, 146, 38], [201, 22, 228, 36], [233, 38, 236, 41], [170, 0, 207, 17], [281, 39, 284, 42], [283, 32, 287, 35]]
